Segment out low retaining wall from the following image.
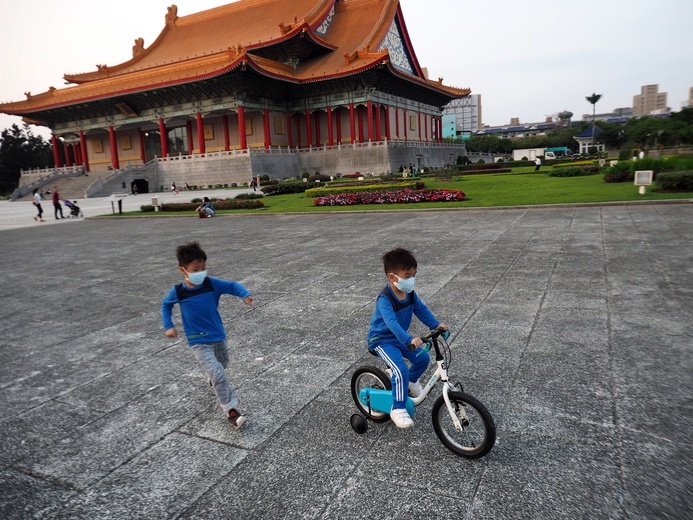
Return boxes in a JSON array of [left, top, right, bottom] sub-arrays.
[[65, 142, 471, 196]]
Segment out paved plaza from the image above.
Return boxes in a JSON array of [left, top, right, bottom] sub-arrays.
[[0, 197, 691, 519]]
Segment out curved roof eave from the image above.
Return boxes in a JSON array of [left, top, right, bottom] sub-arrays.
[[248, 22, 338, 53]]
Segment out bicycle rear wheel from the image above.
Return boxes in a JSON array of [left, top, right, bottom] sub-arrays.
[[432, 391, 496, 459], [351, 366, 392, 423]]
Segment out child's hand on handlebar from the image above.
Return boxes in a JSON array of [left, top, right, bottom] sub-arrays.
[[411, 337, 424, 349], [437, 323, 448, 330]]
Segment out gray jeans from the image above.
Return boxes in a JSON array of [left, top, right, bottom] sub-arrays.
[[190, 341, 239, 413]]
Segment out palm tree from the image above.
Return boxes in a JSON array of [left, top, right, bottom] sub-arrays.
[[586, 93, 602, 151]]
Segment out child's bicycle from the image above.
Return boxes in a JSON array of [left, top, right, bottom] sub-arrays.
[[350, 328, 496, 459]]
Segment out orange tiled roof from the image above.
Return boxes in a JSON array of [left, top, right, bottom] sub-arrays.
[[0, 0, 469, 116]]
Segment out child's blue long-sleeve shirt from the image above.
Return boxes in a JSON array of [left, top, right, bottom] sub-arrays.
[[367, 285, 439, 348], [161, 276, 251, 346]]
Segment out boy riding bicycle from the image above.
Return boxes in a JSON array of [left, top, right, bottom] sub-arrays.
[[367, 248, 447, 428]]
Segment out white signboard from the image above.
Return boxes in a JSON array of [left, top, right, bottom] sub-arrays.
[[634, 170, 653, 186]]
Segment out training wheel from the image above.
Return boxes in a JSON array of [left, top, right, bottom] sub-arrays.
[[350, 413, 368, 434]]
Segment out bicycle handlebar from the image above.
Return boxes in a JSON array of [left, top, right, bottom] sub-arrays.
[[407, 327, 449, 351]]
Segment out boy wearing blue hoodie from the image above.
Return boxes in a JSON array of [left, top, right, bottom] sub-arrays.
[[162, 241, 253, 428]]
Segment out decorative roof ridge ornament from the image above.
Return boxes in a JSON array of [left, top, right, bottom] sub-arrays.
[[132, 37, 145, 58], [344, 45, 386, 65], [166, 5, 179, 28], [96, 64, 110, 73], [226, 44, 246, 62], [278, 16, 301, 36]]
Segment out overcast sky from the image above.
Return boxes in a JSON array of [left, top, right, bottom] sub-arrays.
[[1, 0, 691, 140]]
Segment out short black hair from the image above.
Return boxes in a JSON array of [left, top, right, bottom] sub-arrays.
[[176, 241, 207, 267], [382, 247, 417, 274]]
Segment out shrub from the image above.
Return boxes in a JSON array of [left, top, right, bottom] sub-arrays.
[[656, 171, 693, 191], [343, 172, 362, 178], [313, 189, 465, 206], [140, 199, 264, 212], [305, 181, 424, 198], [308, 173, 331, 183], [547, 166, 601, 177], [235, 193, 264, 200], [261, 182, 319, 196]]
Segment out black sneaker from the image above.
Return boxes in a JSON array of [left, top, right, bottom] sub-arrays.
[[228, 409, 247, 429]]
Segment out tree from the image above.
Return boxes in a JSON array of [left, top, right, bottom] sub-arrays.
[[586, 93, 602, 145], [0, 124, 53, 195]]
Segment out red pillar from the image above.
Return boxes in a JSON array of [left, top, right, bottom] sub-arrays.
[[375, 104, 382, 141], [51, 135, 61, 167], [296, 114, 301, 148], [367, 100, 373, 141], [63, 141, 71, 166], [384, 105, 391, 140], [108, 126, 120, 169], [403, 108, 407, 142], [357, 106, 364, 143], [186, 121, 194, 153], [286, 112, 293, 148], [327, 106, 333, 146], [305, 109, 312, 147], [158, 118, 168, 157], [72, 143, 80, 166], [196, 112, 205, 154], [79, 130, 90, 171], [315, 112, 321, 146], [395, 107, 399, 139], [238, 106, 247, 150], [424, 115, 429, 142], [223, 115, 230, 151], [139, 129, 146, 162], [336, 109, 342, 143], [349, 103, 356, 144], [263, 109, 271, 150]]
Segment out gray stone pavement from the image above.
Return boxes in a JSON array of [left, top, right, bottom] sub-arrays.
[[0, 201, 691, 519]]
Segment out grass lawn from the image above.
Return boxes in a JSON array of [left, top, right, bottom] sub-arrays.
[[113, 171, 692, 217], [253, 172, 692, 213]]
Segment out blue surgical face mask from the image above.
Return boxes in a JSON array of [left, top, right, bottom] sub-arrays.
[[392, 274, 415, 293], [185, 269, 207, 286]]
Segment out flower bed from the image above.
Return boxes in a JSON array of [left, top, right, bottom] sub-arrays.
[[305, 181, 424, 198], [313, 189, 465, 206]]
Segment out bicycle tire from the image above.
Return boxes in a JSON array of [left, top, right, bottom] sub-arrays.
[[350, 366, 392, 423], [432, 390, 496, 459]]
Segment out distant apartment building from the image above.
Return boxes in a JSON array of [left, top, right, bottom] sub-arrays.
[[633, 84, 668, 116], [443, 94, 482, 137], [688, 87, 693, 108]]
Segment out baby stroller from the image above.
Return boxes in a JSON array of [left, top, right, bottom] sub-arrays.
[[65, 200, 83, 218]]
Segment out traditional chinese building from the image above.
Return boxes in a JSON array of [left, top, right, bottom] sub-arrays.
[[2, 0, 470, 195]]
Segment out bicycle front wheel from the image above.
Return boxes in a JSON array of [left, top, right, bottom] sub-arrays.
[[351, 366, 392, 423], [432, 391, 496, 459]]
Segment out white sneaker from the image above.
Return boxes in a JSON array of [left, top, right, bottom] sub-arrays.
[[390, 408, 414, 428], [408, 381, 424, 398]]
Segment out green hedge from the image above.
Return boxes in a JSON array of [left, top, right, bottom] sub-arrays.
[[305, 181, 425, 198], [140, 199, 264, 212], [547, 166, 601, 177], [656, 171, 693, 191], [261, 182, 320, 196]]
